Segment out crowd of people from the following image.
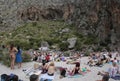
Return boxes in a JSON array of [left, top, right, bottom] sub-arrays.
[[87, 52, 119, 67], [97, 62, 120, 81], [25, 50, 120, 81], [0, 44, 120, 81]]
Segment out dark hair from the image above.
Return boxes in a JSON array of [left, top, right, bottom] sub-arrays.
[[30, 74, 38, 81], [2, 45, 5, 49], [12, 75, 18, 81], [17, 46, 20, 50], [75, 62, 80, 67], [102, 73, 109, 81], [60, 69, 66, 77], [10, 44, 14, 50], [42, 62, 46, 66]]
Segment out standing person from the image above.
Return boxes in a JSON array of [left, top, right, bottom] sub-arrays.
[[9, 44, 18, 70], [16, 46, 22, 68]]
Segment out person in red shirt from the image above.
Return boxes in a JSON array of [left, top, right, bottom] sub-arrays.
[[46, 53, 50, 63]]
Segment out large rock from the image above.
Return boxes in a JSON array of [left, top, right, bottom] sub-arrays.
[[61, 28, 70, 33], [41, 41, 49, 47], [67, 37, 77, 48]]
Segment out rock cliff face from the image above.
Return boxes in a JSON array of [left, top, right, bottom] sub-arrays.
[[0, 0, 120, 50], [70, 0, 120, 50]]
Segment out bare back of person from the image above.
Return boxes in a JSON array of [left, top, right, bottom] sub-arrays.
[[9, 46, 18, 69], [9, 47, 17, 59]]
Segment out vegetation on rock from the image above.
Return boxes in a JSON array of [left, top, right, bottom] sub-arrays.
[[0, 20, 99, 51]]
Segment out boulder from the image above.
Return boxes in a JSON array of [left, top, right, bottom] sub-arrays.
[[61, 28, 69, 33], [67, 37, 77, 48], [41, 41, 49, 47]]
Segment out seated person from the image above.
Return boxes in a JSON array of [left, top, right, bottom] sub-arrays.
[[87, 59, 95, 66], [108, 62, 119, 77], [47, 62, 55, 76], [95, 59, 103, 67], [45, 54, 50, 63], [73, 62, 80, 73], [92, 54, 97, 60], [59, 67, 67, 79], [101, 54, 108, 63], [30, 74, 39, 81], [97, 72, 109, 81], [118, 66, 120, 74], [60, 55, 66, 61], [41, 63, 48, 74], [112, 57, 119, 63], [108, 53, 112, 59], [40, 62, 55, 81], [69, 62, 82, 75], [97, 62, 119, 81], [33, 54, 38, 61]]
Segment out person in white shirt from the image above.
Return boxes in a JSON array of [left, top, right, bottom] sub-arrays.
[[108, 62, 119, 77]]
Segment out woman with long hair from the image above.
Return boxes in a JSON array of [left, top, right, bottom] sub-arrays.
[[9, 44, 18, 69], [16, 46, 22, 68]]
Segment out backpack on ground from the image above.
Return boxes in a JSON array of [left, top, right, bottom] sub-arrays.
[[1, 74, 19, 81], [1, 74, 9, 81], [7, 74, 18, 81]]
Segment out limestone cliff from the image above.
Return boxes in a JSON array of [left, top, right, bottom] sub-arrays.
[[0, 0, 120, 50]]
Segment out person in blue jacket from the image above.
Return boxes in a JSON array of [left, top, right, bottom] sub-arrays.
[[16, 46, 22, 68]]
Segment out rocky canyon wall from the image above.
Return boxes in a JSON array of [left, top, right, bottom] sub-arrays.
[[0, 0, 120, 50]]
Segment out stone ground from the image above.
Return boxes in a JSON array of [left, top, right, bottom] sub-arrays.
[[0, 57, 119, 81]]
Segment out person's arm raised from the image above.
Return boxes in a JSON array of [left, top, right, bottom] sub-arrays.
[[14, 47, 18, 53]]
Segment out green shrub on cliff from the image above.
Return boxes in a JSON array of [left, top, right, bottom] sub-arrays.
[[0, 20, 101, 51], [59, 42, 69, 51], [0, 20, 76, 50]]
